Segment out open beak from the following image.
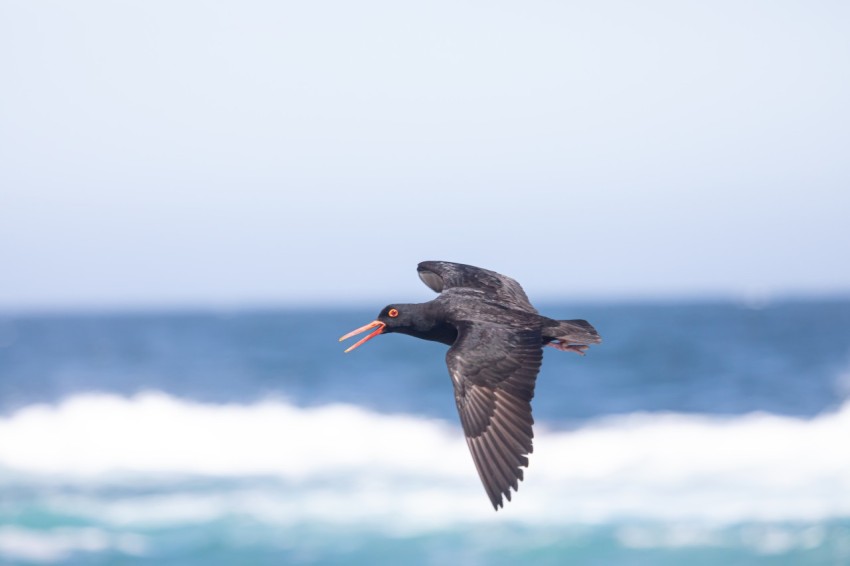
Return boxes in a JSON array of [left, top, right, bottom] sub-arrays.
[[339, 320, 386, 353]]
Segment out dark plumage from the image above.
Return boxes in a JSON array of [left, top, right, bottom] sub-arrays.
[[339, 261, 601, 510]]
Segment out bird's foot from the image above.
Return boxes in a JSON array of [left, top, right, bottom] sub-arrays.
[[546, 341, 588, 355]]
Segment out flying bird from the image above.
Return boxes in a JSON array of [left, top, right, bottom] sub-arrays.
[[339, 261, 601, 510]]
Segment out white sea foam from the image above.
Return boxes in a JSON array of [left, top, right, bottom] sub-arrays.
[[1, 392, 849, 529], [614, 524, 829, 555], [0, 526, 146, 563]]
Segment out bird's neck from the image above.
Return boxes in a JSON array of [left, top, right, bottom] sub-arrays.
[[395, 302, 458, 346]]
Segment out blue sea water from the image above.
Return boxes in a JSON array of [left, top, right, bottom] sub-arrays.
[[1, 299, 849, 564]]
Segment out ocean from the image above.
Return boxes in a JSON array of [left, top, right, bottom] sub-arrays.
[[1, 300, 849, 565]]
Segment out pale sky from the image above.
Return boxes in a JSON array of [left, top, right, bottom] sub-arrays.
[[1, 1, 849, 309]]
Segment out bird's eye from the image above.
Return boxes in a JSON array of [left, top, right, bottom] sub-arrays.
[[388, 308, 399, 318]]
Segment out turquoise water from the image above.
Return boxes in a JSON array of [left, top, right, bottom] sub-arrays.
[[1, 300, 849, 564]]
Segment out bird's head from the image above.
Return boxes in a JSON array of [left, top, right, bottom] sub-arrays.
[[339, 304, 422, 353]]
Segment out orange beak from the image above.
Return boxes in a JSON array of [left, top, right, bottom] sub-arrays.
[[339, 320, 386, 353]]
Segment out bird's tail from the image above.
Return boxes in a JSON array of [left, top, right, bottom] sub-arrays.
[[545, 319, 602, 355]]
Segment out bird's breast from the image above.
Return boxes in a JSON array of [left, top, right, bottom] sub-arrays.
[[398, 322, 458, 346]]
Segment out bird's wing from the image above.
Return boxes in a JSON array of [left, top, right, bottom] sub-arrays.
[[446, 321, 543, 509], [417, 261, 538, 313]]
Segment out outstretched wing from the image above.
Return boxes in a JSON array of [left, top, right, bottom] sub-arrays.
[[446, 322, 543, 509], [418, 261, 538, 313]]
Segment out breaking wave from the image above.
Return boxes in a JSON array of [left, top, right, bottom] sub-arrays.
[[1, 392, 849, 529]]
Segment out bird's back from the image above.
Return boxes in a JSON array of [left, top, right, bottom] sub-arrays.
[[432, 288, 543, 331]]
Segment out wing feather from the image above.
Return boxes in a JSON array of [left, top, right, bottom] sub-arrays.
[[418, 261, 538, 314], [447, 323, 543, 509]]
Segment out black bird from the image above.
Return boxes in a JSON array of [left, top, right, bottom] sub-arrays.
[[339, 261, 601, 510]]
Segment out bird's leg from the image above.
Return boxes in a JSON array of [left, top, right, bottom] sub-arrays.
[[546, 341, 588, 355]]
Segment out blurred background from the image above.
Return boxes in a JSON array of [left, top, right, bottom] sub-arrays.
[[1, 1, 849, 564]]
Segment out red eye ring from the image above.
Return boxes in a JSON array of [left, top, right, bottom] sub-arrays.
[[388, 308, 399, 318]]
